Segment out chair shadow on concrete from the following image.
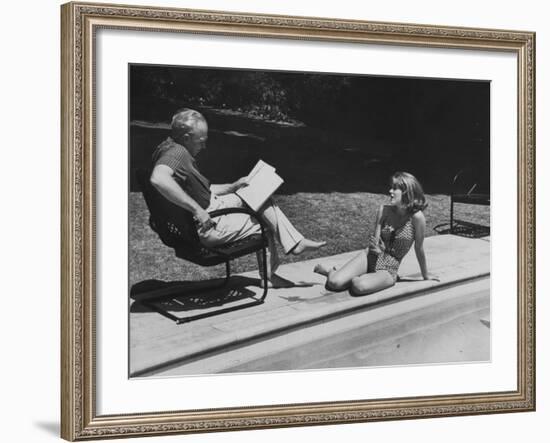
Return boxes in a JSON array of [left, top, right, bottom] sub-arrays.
[[130, 276, 263, 324]]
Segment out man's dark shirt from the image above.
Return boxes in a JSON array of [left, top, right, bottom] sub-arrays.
[[152, 137, 211, 209]]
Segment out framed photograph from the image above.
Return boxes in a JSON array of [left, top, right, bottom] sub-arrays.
[[61, 1, 535, 440]]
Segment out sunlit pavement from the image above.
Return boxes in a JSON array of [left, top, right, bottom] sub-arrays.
[[130, 234, 490, 376]]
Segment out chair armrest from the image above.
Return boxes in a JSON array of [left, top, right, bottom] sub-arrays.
[[451, 169, 464, 196], [209, 207, 260, 218], [199, 207, 269, 260], [452, 169, 464, 186]]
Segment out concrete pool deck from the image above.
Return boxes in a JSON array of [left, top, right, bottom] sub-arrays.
[[130, 234, 490, 376]]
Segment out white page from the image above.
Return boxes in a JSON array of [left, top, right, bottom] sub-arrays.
[[237, 163, 283, 211], [247, 159, 274, 181]]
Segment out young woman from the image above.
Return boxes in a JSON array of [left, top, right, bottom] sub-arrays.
[[314, 171, 438, 295]]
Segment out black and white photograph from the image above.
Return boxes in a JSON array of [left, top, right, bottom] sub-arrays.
[[3, 0, 546, 440], [128, 64, 491, 377]]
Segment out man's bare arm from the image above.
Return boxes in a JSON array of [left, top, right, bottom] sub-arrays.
[[210, 177, 249, 196], [150, 164, 215, 231]]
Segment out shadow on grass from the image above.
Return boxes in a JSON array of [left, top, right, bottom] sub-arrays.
[[129, 116, 481, 195], [130, 276, 261, 313]]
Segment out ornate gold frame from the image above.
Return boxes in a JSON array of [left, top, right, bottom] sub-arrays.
[[61, 1, 536, 440]]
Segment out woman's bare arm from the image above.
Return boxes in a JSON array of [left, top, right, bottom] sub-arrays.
[[412, 211, 431, 280], [368, 204, 385, 253]]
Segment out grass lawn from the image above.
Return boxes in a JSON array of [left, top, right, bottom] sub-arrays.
[[129, 191, 489, 288]]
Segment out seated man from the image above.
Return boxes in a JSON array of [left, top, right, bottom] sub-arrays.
[[150, 108, 325, 286]]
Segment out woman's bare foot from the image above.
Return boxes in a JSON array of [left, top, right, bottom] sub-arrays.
[[313, 263, 336, 276], [290, 238, 327, 255]]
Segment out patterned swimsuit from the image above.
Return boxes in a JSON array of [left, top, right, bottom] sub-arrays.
[[369, 215, 415, 282]]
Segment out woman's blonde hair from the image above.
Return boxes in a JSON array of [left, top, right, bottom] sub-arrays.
[[391, 171, 427, 214]]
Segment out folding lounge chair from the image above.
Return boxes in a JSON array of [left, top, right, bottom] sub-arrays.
[[134, 169, 270, 324], [450, 169, 490, 235]]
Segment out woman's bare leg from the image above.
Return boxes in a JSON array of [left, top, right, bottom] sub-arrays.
[[313, 263, 336, 276], [322, 251, 369, 291], [350, 271, 395, 295]]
